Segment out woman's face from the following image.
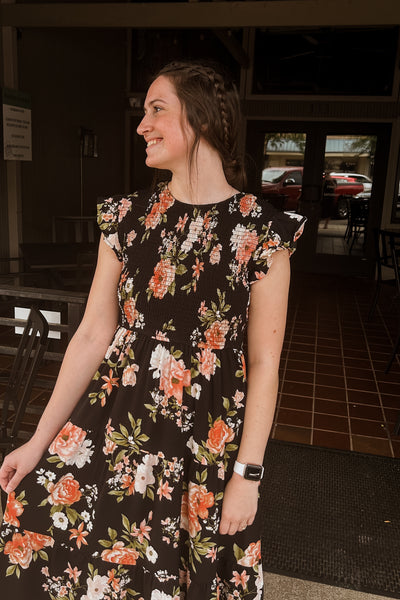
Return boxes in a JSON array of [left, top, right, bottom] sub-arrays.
[[137, 75, 194, 172]]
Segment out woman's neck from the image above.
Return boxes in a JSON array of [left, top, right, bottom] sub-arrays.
[[168, 142, 239, 205]]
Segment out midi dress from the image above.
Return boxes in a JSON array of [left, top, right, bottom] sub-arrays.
[[0, 184, 306, 600]]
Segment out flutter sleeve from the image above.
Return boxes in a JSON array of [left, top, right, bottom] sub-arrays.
[[248, 208, 307, 284], [97, 195, 133, 262]]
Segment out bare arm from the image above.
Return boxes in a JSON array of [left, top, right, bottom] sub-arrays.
[[0, 236, 122, 493], [219, 249, 290, 535]]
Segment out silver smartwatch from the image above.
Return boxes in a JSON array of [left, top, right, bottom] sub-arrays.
[[234, 460, 264, 481]]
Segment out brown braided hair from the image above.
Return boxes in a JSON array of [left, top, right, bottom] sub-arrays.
[[153, 61, 246, 190]]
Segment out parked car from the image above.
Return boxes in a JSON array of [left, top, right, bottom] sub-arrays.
[[261, 167, 363, 217], [330, 172, 373, 193]]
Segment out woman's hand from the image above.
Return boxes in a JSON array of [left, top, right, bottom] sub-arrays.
[[0, 440, 45, 494], [219, 472, 259, 536]]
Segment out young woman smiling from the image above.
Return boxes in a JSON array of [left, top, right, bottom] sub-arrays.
[[0, 61, 306, 600]]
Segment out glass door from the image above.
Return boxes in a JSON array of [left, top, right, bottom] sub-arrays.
[[317, 134, 377, 258], [261, 132, 306, 212]]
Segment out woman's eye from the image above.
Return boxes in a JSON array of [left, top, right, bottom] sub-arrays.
[[154, 106, 162, 113]]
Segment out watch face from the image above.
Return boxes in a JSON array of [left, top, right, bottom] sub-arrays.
[[244, 464, 264, 481]]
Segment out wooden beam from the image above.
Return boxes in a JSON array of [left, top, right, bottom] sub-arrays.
[[1, 1, 400, 29]]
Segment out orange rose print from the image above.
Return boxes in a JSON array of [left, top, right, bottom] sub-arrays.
[[235, 229, 258, 270], [181, 483, 215, 538], [144, 202, 162, 230], [159, 356, 191, 405], [122, 363, 139, 386], [124, 298, 139, 327], [204, 320, 230, 350], [23, 530, 54, 552], [4, 533, 32, 569], [118, 198, 131, 222], [149, 259, 176, 299], [3, 492, 24, 527], [206, 419, 235, 455], [47, 473, 82, 506], [237, 540, 262, 567], [101, 541, 140, 565], [196, 347, 217, 380], [48, 421, 86, 464], [158, 189, 175, 213], [103, 437, 117, 455], [239, 194, 257, 217], [209, 244, 222, 265]]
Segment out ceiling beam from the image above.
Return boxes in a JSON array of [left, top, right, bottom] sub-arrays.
[[1, 1, 400, 29]]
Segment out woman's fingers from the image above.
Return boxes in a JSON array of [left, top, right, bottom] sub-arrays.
[[5, 471, 24, 494], [219, 516, 254, 536]]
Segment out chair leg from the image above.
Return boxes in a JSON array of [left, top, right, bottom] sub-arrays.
[[368, 281, 381, 321], [385, 332, 400, 374]]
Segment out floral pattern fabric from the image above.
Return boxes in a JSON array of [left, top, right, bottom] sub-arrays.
[[0, 184, 306, 599]]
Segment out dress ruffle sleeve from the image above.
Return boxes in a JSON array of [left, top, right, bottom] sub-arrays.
[[97, 195, 134, 262], [248, 207, 307, 284]]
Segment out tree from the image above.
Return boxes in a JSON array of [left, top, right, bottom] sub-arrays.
[[264, 132, 306, 155], [349, 135, 376, 157]]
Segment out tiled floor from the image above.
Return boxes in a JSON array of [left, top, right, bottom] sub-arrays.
[[1, 272, 400, 457], [272, 271, 400, 458]]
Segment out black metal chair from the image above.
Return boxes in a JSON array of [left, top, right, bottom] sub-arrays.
[[368, 229, 400, 320], [0, 307, 49, 456], [346, 198, 369, 254]]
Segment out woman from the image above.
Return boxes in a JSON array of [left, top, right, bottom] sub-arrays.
[[0, 62, 306, 599]]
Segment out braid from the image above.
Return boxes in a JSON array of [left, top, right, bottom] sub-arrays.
[[209, 71, 230, 153]]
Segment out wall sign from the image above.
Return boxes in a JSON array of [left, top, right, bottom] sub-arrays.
[[2, 88, 32, 161]]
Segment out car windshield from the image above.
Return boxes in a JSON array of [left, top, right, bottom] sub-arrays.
[[262, 168, 286, 183]]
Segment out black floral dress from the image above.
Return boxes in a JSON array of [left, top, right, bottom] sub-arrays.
[[0, 185, 306, 600]]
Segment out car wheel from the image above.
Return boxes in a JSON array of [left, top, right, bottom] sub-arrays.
[[337, 197, 348, 219]]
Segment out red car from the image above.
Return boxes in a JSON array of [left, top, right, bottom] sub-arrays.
[[261, 167, 363, 217]]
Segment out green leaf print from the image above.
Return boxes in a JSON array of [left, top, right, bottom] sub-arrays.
[[233, 543, 246, 561]]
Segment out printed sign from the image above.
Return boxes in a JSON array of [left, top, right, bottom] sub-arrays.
[[2, 88, 32, 161]]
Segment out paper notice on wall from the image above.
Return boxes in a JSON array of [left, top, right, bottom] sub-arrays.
[[2, 88, 32, 161]]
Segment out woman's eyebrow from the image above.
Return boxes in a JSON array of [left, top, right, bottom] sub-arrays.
[[144, 98, 168, 110]]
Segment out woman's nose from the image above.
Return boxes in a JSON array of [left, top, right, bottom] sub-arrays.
[[137, 114, 150, 136]]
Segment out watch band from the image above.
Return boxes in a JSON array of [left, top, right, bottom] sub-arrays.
[[234, 460, 264, 481]]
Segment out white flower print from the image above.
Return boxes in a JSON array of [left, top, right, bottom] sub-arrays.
[[104, 232, 121, 255], [186, 436, 199, 456], [125, 277, 134, 294], [143, 453, 159, 467], [181, 215, 204, 252], [150, 344, 171, 378], [81, 574, 109, 600], [70, 439, 94, 468], [151, 590, 173, 600], [52, 511, 68, 530], [146, 545, 158, 563], [191, 383, 202, 399], [230, 223, 247, 251], [135, 461, 156, 494]]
